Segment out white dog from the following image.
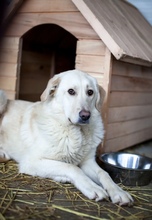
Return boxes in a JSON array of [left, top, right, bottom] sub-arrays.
[[0, 70, 133, 205]]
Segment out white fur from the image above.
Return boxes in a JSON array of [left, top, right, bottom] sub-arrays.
[[0, 70, 133, 205]]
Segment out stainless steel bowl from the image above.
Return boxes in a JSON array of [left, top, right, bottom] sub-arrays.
[[98, 152, 152, 186]]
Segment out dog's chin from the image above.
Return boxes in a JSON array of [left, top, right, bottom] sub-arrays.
[[68, 118, 89, 125]]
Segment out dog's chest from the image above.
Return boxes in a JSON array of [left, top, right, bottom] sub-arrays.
[[61, 129, 92, 165], [46, 124, 93, 165]]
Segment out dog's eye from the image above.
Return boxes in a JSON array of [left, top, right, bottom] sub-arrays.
[[87, 90, 94, 96], [68, 89, 75, 95]]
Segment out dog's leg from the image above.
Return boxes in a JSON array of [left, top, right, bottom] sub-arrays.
[[80, 158, 133, 206], [19, 158, 108, 201]]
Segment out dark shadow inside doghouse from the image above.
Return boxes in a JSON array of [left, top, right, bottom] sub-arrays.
[[19, 24, 77, 102]]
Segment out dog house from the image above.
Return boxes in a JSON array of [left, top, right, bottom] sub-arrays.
[[0, 0, 152, 153]]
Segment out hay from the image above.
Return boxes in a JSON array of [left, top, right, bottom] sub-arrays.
[[0, 160, 152, 220]]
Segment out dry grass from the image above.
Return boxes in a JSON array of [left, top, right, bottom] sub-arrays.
[[0, 160, 152, 220]]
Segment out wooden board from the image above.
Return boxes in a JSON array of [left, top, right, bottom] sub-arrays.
[[108, 105, 152, 123], [76, 54, 104, 73], [19, 78, 48, 94], [22, 51, 52, 64], [113, 60, 152, 79], [111, 75, 152, 92], [104, 127, 152, 152], [76, 39, 106, 85], [19, 50, 52, 101], [72, 0, 152, 66], [19, 0, 78, 12], [0, 37, 21, 99], [77, 40, 106, 55], [0, 63, 17, 77], [106, 117, 152, 140], [15, 37, 23, 99], [0, 49, 18, 63], [99, 48, 113, 148], [0, 76, 16, 90], [4, 12, 99, 40], [0, 37, 20, 50], [109, 92, 152, 107], [20, 63, 51, 76]]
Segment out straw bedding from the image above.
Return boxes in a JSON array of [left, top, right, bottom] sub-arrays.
[[0, 160, 152, 220]]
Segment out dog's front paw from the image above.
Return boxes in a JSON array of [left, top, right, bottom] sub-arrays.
[[109, 186, 133, 206], [84, 184, 108, 202], [75, 177, 108, 201]]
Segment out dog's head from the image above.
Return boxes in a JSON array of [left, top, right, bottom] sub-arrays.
[[41, 70, 105, 125]]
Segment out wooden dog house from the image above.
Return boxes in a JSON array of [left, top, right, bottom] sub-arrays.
[[0, 0, 152, 152]]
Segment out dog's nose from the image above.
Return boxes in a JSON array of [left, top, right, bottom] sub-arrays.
[[79, 110, 91, 122]]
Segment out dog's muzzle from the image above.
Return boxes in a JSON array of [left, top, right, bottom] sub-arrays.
[[79, 110, 91, 124]]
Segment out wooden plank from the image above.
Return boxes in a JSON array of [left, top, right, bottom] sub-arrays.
[[22, 51, 52, 64], [109, 92, 152, 107], [111, 75, 152, 92], [0, 76, 16, 90], [19, 0, 78, 12], [21, 63, 51, 76], [5, 12, 99, 40], [76, 54, 104, 73], [76, 40, 106, 55], [106, 117, 152, 140], [104, 127, 152, 152], [15, 37, 23, 99], [0, 37, 20, 49], [0, 49, 18, 63], [0, 63, 17, 77], [72, 0, 123, 59], [100, 47, 113, 148], [20, 50, 52, 90], [112, 60, 152, 79], [72, 0, 152, 66], [114, 0, 152, 59], [80, 0, 151, 65], [108, 105, 152, 123], [19, 78, 48, 93]]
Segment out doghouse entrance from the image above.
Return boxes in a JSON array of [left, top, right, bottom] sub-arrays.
[[19, 24, 77, 101]]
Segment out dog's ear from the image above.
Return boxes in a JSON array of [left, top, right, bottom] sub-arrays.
[[40, 75, 60, 101], [96, 85, 106, 112]]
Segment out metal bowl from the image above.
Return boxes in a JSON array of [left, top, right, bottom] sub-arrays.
[[98, 152, 152, 186]]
